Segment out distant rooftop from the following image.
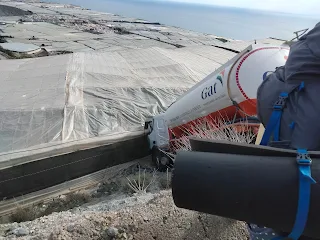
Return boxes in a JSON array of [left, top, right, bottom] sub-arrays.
[[0, 42, 40, 53]]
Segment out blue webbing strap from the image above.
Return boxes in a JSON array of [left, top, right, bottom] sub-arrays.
[[288, 149, 316, 240], [289, 122, 296, 130], [260, 92, 288, 146], [260, 82, 305, 146], [260, 82, 311, 240], [272, 149, 316, 240], [298, 82, 305, 92]]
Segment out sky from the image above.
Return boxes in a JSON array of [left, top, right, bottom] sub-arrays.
[[155, 0, 320, 15]]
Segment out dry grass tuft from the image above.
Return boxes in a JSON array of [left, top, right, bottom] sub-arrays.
[[158, 168, 172, 190], [126, 166, 157, 194], [9, 206, 38, 223], [43, 192, 91, 215]]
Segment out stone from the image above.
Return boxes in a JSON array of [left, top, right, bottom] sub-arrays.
[[9, 223, 19, 231], [162, 216, 168, 224], [128, 234, 134, 240], [12, 227, 29, 236], [107, 227, 118, 237], [59, 195, 66, 200], [28, 236, 43, 240], [66, 225, 75, 233]]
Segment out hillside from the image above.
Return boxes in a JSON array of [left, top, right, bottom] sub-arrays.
[[0, 4, 32, 17]]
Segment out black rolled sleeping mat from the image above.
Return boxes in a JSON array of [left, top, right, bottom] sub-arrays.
[[171, 139, 320, 239]]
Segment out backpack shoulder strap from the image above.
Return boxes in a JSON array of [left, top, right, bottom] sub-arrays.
[[260, 82, 305, 146], [260, 92, 289, 146]]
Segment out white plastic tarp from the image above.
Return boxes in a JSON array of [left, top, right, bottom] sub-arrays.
[[0, 46, 236, 157]]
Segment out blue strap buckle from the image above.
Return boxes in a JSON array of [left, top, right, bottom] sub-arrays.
[[280, 149, 317, 240], [273, 93, 288, 110], [297, 151, 312, 165]]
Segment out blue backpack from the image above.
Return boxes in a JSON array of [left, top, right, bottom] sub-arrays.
[[255, 22, 320, 240]]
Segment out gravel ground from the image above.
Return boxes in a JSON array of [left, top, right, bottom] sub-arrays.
[[0, 190, 249, 240], [0, 160, 250, 240]]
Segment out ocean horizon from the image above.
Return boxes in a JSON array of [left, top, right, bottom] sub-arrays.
[[49, 0, 319, 40]]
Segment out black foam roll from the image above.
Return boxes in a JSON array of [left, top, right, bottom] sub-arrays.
[[171, 146, 320, 239]]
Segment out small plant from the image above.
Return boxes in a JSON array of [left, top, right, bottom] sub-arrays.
[[97, 181, 121, 195], [126, 166, 157, 194], [159, 168, 172, 189], [43, 192, 91, 215], [42, 198, 65, 216], [9, 206, 37, 223]]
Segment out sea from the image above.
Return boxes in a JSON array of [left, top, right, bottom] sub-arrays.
[[50, 0, 319, 40]]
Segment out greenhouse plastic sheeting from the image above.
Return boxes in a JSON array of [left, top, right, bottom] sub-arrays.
[[0, 46, 236, 157]]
